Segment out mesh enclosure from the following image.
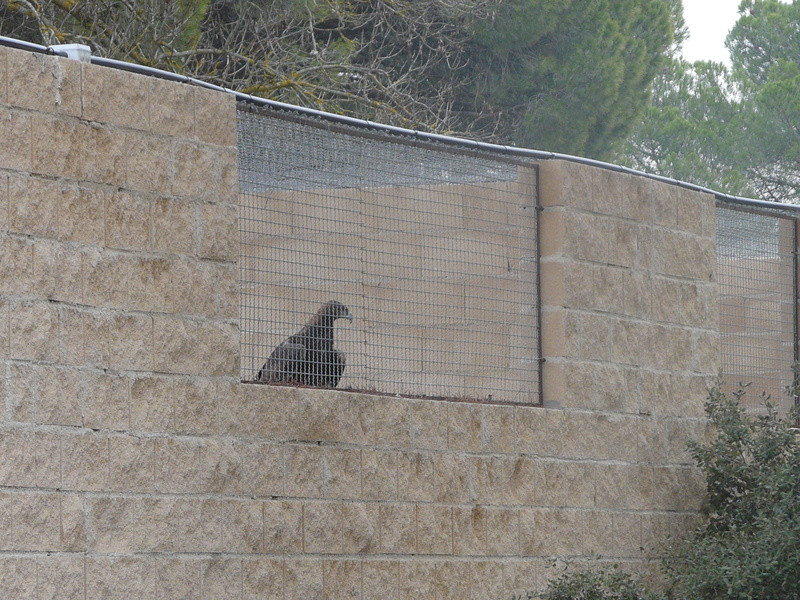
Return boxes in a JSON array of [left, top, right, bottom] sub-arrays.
[[237, 106, 540, 405], [716, 202, 798, 414]]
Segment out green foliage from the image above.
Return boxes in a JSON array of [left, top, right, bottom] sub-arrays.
[[662, 387, 800, 599], [537, 566, 655, 600], [621, 0, 800, 202], [460, 0, 674, 159]]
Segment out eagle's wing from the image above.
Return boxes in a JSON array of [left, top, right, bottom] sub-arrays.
[[257, 340, 306, 383], [320, 348, 346, 388]]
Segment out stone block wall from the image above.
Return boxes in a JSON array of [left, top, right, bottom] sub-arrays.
[[0, 45, 716, 599]]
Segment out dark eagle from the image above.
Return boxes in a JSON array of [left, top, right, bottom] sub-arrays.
[[257, 300, 353, 388]]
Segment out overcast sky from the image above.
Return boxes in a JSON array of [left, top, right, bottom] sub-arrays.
[[681, 0, 742, 65]]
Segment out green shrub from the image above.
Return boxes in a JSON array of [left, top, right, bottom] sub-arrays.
[[663, 386, 800, 600], [537, 566, 654, 600]]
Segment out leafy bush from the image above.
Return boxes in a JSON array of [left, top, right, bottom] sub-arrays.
[[662, 386, 800, 600], [537, 567, 653, 600]]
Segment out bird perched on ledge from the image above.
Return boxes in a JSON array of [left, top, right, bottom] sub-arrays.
[[257, 300, 353, 388]]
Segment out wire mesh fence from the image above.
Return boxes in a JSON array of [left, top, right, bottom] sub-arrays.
[[716, 201, 798, 415], [237, 105, 540, 405]]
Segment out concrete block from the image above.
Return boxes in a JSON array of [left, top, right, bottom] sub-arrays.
[[485, 507, 520, 556], [221, 499, 263, 554], [612, 511, 644, 558], [32, 241, 82, 304], [10, 491, 61, 551], [0, 108, 31, 172], [8, 50, 81, 115], [416, 505, 452, 554], [196, 320, 239, 378], [152, 196, 195, 255], [155, 437, 204, 494], [197, 201, 237, 262], [62, 432, 109, 491], [447, 402, 482, 452], [153, 315, 200, 376], [363, 560, 399, 600], [323, 447, 361, 499], [341, 502, 379, 554], [379, 504, 416, 554], [285, 559, 323, 599], [593, 169, 647, 221], [433, 561, 472, 600], [0, 556, 37, 599], [239, 441, 283, 497], [36, 555, 86, 600], [82, 62, 150, 129], [124, 131, 174, 195], [263, 500, 303, 553], [193, 86, 237, 147], [109, 435, 155, 492], [9, 174, 59, 238], [82, 248, 130, 310], [173, 377, 218, 435], [0, 46, 6, 105], [199, 560, 241, 600], [9, 300, 59, 362], [284, 444, 323, 498], [83, 371, 130, 431], [156, 559, 203, 600], [197, 438, 242, 494], [453, 505, 487, 556], [105, 190, 151, 251], [538, 160, 594, 210], [0, 430, 60, 488], [242, 559, 283, 600], [58, 183, 105, 244], [172, 141, 225, 202], [396, 562, 436, 600], [130, 375, 174, 432], [149, 78, 195, 139], [410, 399, 448, 450], [0, 235, 33, 298]]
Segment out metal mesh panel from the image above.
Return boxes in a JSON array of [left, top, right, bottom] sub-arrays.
[[237, 106, 540, 405], [716, 203, 797, 414]]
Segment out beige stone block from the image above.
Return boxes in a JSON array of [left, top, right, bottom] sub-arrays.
[[220, 383, 293, 438], [675, 189, 714, 236], [172, 141, 225, 202], [130, 374, 174, 432], [124, 131, 174, 195], [342, 502, 379, 554], [378, 504, 415, 554], [193, 86, 237, 147], [243, 559, 283, 600], [692, 329, 720, 374], [152, 196, 195, 255], [514, 404, 550, 455], [109, 435, 155, 492], [416, 505, 452, 554], [433, 561, 472, 600], [613, 512, 644, 558], [0, 46, 6, 105], [538, 160, 594, 210], [651, 465, 704, 512], [36, 554, 86, 600], [9, 300, 59, 362], [173, 376, 218, 434], [485, 507, 519, 556], [58, 306, 84, 365], [593, 169, 647, 221], [87, 496, 145, 553], [411, 399, 448, 450], [362, 449, 398, 501], [285, 559, 323, 599], [82, 63, 150, 129], [9, 174, 59, 238], [0, 430, 61, 488], [9, 492, 61, 551], [149, 78, 195, 138], [85, 557, 155, 600], [126, 256, 174, 313], [0, 556, 37, 599], [57, 183, 105, 244], [196, 320, 239, 378], [453, 506, 487, 556], [396, 561, 436, 600], [83, 371, 130, 431], [105, 190, 151, 251], [240, 441, 283, 497], [33, 365, 83, 426], [155, 437, 201, 494], [0, 108, 31, 172], [221, 499, 263, 553], [363, 560, 399, 600], [0, 229, 33, 292], [323, 447, 361, 500], [59, 493, 86, 552], [108, 312, 153, 371], [595, 463, 655, 511], [8, 50, 81, 116], [263, 500, 304, 553], [82, 248, 130, 310], [153, 315, 200, 375], [197, 438, 242, 494], [156, 559, 203, 600], [0, 300, 8, 358], [62, 432, 109, 491], [397, 452, 436, 503], [285, 444, 323, 498]]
